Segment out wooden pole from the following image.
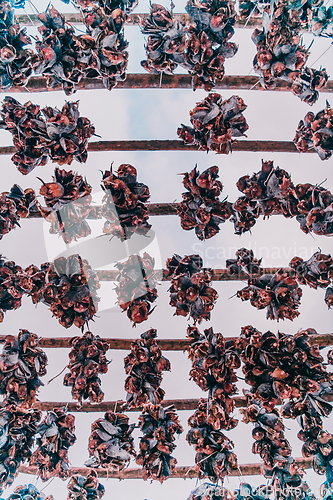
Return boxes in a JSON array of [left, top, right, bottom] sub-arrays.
[[29, 392, 333, 413], [0, 141, 307, 156], [6, 74, 333, 93], [0, 332, 331, 349], [18, 458, 313, 479], [14, 12, 266, 29]]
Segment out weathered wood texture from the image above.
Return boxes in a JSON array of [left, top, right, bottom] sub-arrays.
[[0, 141, 308, 155], [5, 74, 333, 93], [0, 333, 331, 350], [18, 458, 313, 479]]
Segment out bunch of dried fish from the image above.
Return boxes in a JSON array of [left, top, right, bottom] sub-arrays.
[[136, 403, 183, 482], [241, 328, 332, 412], [83, 5, 129, 91], [289, 251, 333, 289], [1, 484, 54, 500], [140, 4, 186, 76], [177, 165, 232, 240], [187, 326, 240, 430], [294, 102, 333, 159], [85, 411, 135, 470], [0, 97, 95, 174], [184, 0, 238, 90], [251, 2, 328, 104], [101, 165, 151, 240], [230, 196, 261, 235], [187, 483, 230, 500], [166, 254, 218, 323], [0, 405, 41, 494], [0, 330, 47, 406], [0, 255, 34, 322], [39, 167, 99, 244], [30, 407, 76, 481], [115, 253, 158, 325], [177, 93, 249, 153], [63, 331, 109, 404], [1, 483, 54, 500], [226, 248, 262, 275], [310, 5, 333, 36], [67, 470, 105, 500], [41, 255, 100, 329], [187, 400, 238, 481], [301, 430, 333, 485], [242, 397, 306, 491], [0, 1, 35, 90], [237, 269, 303, 321], [294, 182, 333, 236], [34, 6, 84, 95], [124, 329, 170, 407], [235, 159, 297, 219], [0, 185, 39, 240], [24, 262, 50, 306]]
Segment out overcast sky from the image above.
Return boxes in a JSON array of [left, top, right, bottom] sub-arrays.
[[0, 0, 332, 499]]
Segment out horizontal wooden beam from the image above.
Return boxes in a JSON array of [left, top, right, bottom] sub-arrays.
[[0, 332, 331, 350], [96, 267, 282, 281], [15, 12, 263, 29], [5, 74, 333, 93], [27, 203, 179, 218], [18, 458, 313, 479], [30, 391, 333, 413], [0, 141, 305, 156]]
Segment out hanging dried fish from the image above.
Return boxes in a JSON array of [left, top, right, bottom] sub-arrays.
[[0, 97, 95, 174], [187, 326, 240, 430], [2, 483, 54, 500], [187, 483, 229, 500], [34, 6, 85, 95], [237, 269, 303, 321], [187, 400, 238, 482], [294, 102, 333, 159], [177, 93, 249, 153], [0, 255, 34, 322], [251, 1, 328, 104], [0, 185, 39, 240], [124, 328, 170, 407], [0, 330, 47, 406], [41, 255, 100, 329], [226, 248, 262, 275], [241, 396, 306, 493], [140, 4, 186, 76], [39, 167, 100, 244], [136, 403, 183, 482], [238, 0, 270, 19], [115, 253, 158, 325], [63, 331, 109, 404], [301, 430, 333, 485], [166, 254, 218, 323], [67, 470, 105, 499], [184, 0, 238, 90], [101, 164, 151, 240], [0, 1, 35, 90], [24, 263, 49, 306], [85, 411, 136, 470], [30, 407, 76, 481], [294, 182, 333, 236], [177, 165, 232, 240], [0, 405, 41, 494], [289, 251, 333, 289]]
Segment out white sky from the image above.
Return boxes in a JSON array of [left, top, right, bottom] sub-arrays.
[[0, 0, 332, 499]]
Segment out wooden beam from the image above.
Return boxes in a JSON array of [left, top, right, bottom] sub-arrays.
[[30, 392, 333, 413], [14, 12, 264, 29], [0, 141, 305, 156], [5, 74, 333, 93], [0, 332, 331, 350], [96, 267, 282, 281], [18, 458, 313, 479]]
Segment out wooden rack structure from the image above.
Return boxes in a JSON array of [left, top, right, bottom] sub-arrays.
[[0, 7, 332, 490]]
